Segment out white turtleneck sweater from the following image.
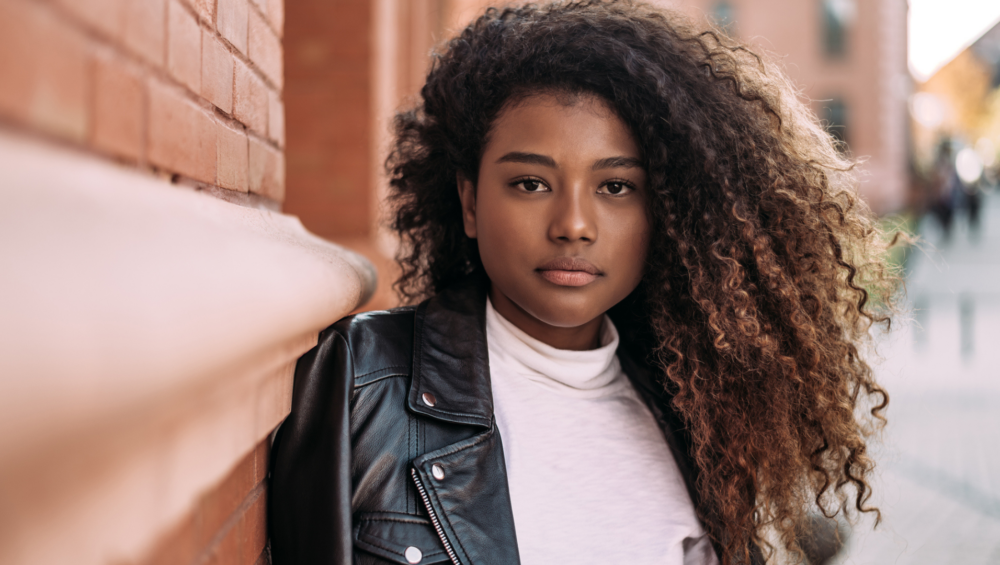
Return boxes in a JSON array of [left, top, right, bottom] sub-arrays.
[[486, 299, 718, 565]]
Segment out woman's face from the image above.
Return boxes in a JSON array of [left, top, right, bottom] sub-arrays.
[[458, 92, 651, 349]]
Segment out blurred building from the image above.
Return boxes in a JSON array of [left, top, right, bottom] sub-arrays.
[[661, 0, 910, 213], [284, 0, 483, 311], [910, 19, 1000, 183]]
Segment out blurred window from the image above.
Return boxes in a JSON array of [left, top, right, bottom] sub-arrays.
[[711, 1, 736, 35], [821, 97, 849, 146], [821, 0, 855, 58]]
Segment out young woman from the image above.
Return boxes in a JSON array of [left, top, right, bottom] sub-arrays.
[[269, 2, 896, 564]]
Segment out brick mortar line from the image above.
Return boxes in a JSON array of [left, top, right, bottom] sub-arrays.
[[23, 0, 285, 169], [31, 0, 158, 166], [248, 0, 282, 48], [186, 0, 285, 95], [194, 480, 268, 565], [31, 0, 141, 58], [246, 128, 281, 154], [173, 174, 282, 212], [36, 0, 283, 114], [17, 0, 285, 200], [0, 117, 280, 216], [176, 0, 215, 28], [173, 0, 285, 47], [151, 75, 283, 155]]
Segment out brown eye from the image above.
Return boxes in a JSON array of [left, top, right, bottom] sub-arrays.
[[516, 179, 547, 192], [599, 181, 632, 195]]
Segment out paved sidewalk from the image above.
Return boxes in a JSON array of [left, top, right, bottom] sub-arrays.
[[831, 193, 1000, 565]]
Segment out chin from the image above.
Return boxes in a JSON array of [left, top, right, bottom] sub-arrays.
[[519, 293, 606, 329]]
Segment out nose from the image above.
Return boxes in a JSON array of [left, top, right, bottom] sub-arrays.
[[547, 182, 597, 243]]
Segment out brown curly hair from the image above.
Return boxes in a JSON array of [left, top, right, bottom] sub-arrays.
[[386, 1, 897, 562]]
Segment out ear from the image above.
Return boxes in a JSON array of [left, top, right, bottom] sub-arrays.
[[457, 173, 478, 239]]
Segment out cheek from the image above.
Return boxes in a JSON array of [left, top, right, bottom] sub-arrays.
[[473, 189, 533, 264], [608, 208, 652, 280]]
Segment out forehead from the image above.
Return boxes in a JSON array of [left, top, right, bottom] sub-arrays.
[[484, 92, 640, 160]]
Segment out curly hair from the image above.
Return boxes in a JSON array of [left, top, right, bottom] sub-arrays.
[[386, 1, 897, 562]]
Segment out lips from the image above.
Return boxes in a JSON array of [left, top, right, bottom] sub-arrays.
[[536, 257, 602, 287]]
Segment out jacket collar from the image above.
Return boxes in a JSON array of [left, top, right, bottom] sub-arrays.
[[406, 276, 735, 563], [405, 274, 673, 430], [407, 274, 494, 428]]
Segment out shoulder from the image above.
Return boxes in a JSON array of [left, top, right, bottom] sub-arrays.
[[320, 306, 417, 387]]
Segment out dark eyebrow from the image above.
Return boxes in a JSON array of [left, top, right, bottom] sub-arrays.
[[592, 156, 643, 170], [495, 152, 643, 170], [495, 152, 557, 167]]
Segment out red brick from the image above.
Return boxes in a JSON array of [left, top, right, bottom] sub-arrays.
[[249, 136, 284, 202], [123, 0, 166, 67], [248, 6, 282, 88], [267, 88, 284, 146], [233, 60, 268, 134], [240, 489, 268, 565], [217, 0, 248, 55], [147, 80, 217, 183], [196, 448, 257, 552], [204, 516, 241, 565], [0, 0, 91, 142], [92, 52, 144, 160], [217, 123, 249, 192], [168, 0, 201, 93], [184, 0, 215, 22], [267, 0, 282, 38], [202, 29, 234, 113], [52, 0, 127, 40]]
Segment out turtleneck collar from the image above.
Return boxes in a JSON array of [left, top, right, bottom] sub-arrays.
[[485, 297, 622, 395]]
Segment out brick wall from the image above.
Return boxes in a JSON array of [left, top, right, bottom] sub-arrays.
[[283, 0, 456, 311], [142, 439, 271, 565], [0, 1, 285, 563], [0, 0, 285, 207], [283, 0, 373, 238]]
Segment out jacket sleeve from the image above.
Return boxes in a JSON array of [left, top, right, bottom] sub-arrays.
[[269, 325, 354, 565]]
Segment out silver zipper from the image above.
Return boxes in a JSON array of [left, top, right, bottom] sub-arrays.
[[411, 467, 461, 565]]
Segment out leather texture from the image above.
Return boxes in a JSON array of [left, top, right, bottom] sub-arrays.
[[269, 275, 746, 565]]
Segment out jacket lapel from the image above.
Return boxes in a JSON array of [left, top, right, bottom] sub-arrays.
[[408, 275, 494, 428], [407, 275, 521, 565], [412, 427, 521, 565], [405, 275, 730, 564]]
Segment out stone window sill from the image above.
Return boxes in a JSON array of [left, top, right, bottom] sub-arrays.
[[0, 130, 376, 565]]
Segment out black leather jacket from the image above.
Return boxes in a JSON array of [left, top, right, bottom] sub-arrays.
[[269, 276, 733, 565]]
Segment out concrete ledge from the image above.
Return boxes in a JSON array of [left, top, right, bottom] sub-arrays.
[[0, 129, 376, 565]]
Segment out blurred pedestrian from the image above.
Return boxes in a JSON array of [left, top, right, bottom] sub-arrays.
[[965, 178, 982, 240], [932, 139, 959, 242]]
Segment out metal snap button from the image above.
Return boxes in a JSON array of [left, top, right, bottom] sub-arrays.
[[404, 546, 423, 564], [431, 463, 445, 480], [421, 392, 437, 407]]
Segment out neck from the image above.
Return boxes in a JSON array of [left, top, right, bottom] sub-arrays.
[[488, 285, 603, 351]]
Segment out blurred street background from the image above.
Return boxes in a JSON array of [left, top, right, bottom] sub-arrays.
[[3, 0, 1000, 563], [836, 190, 1000, 564]]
